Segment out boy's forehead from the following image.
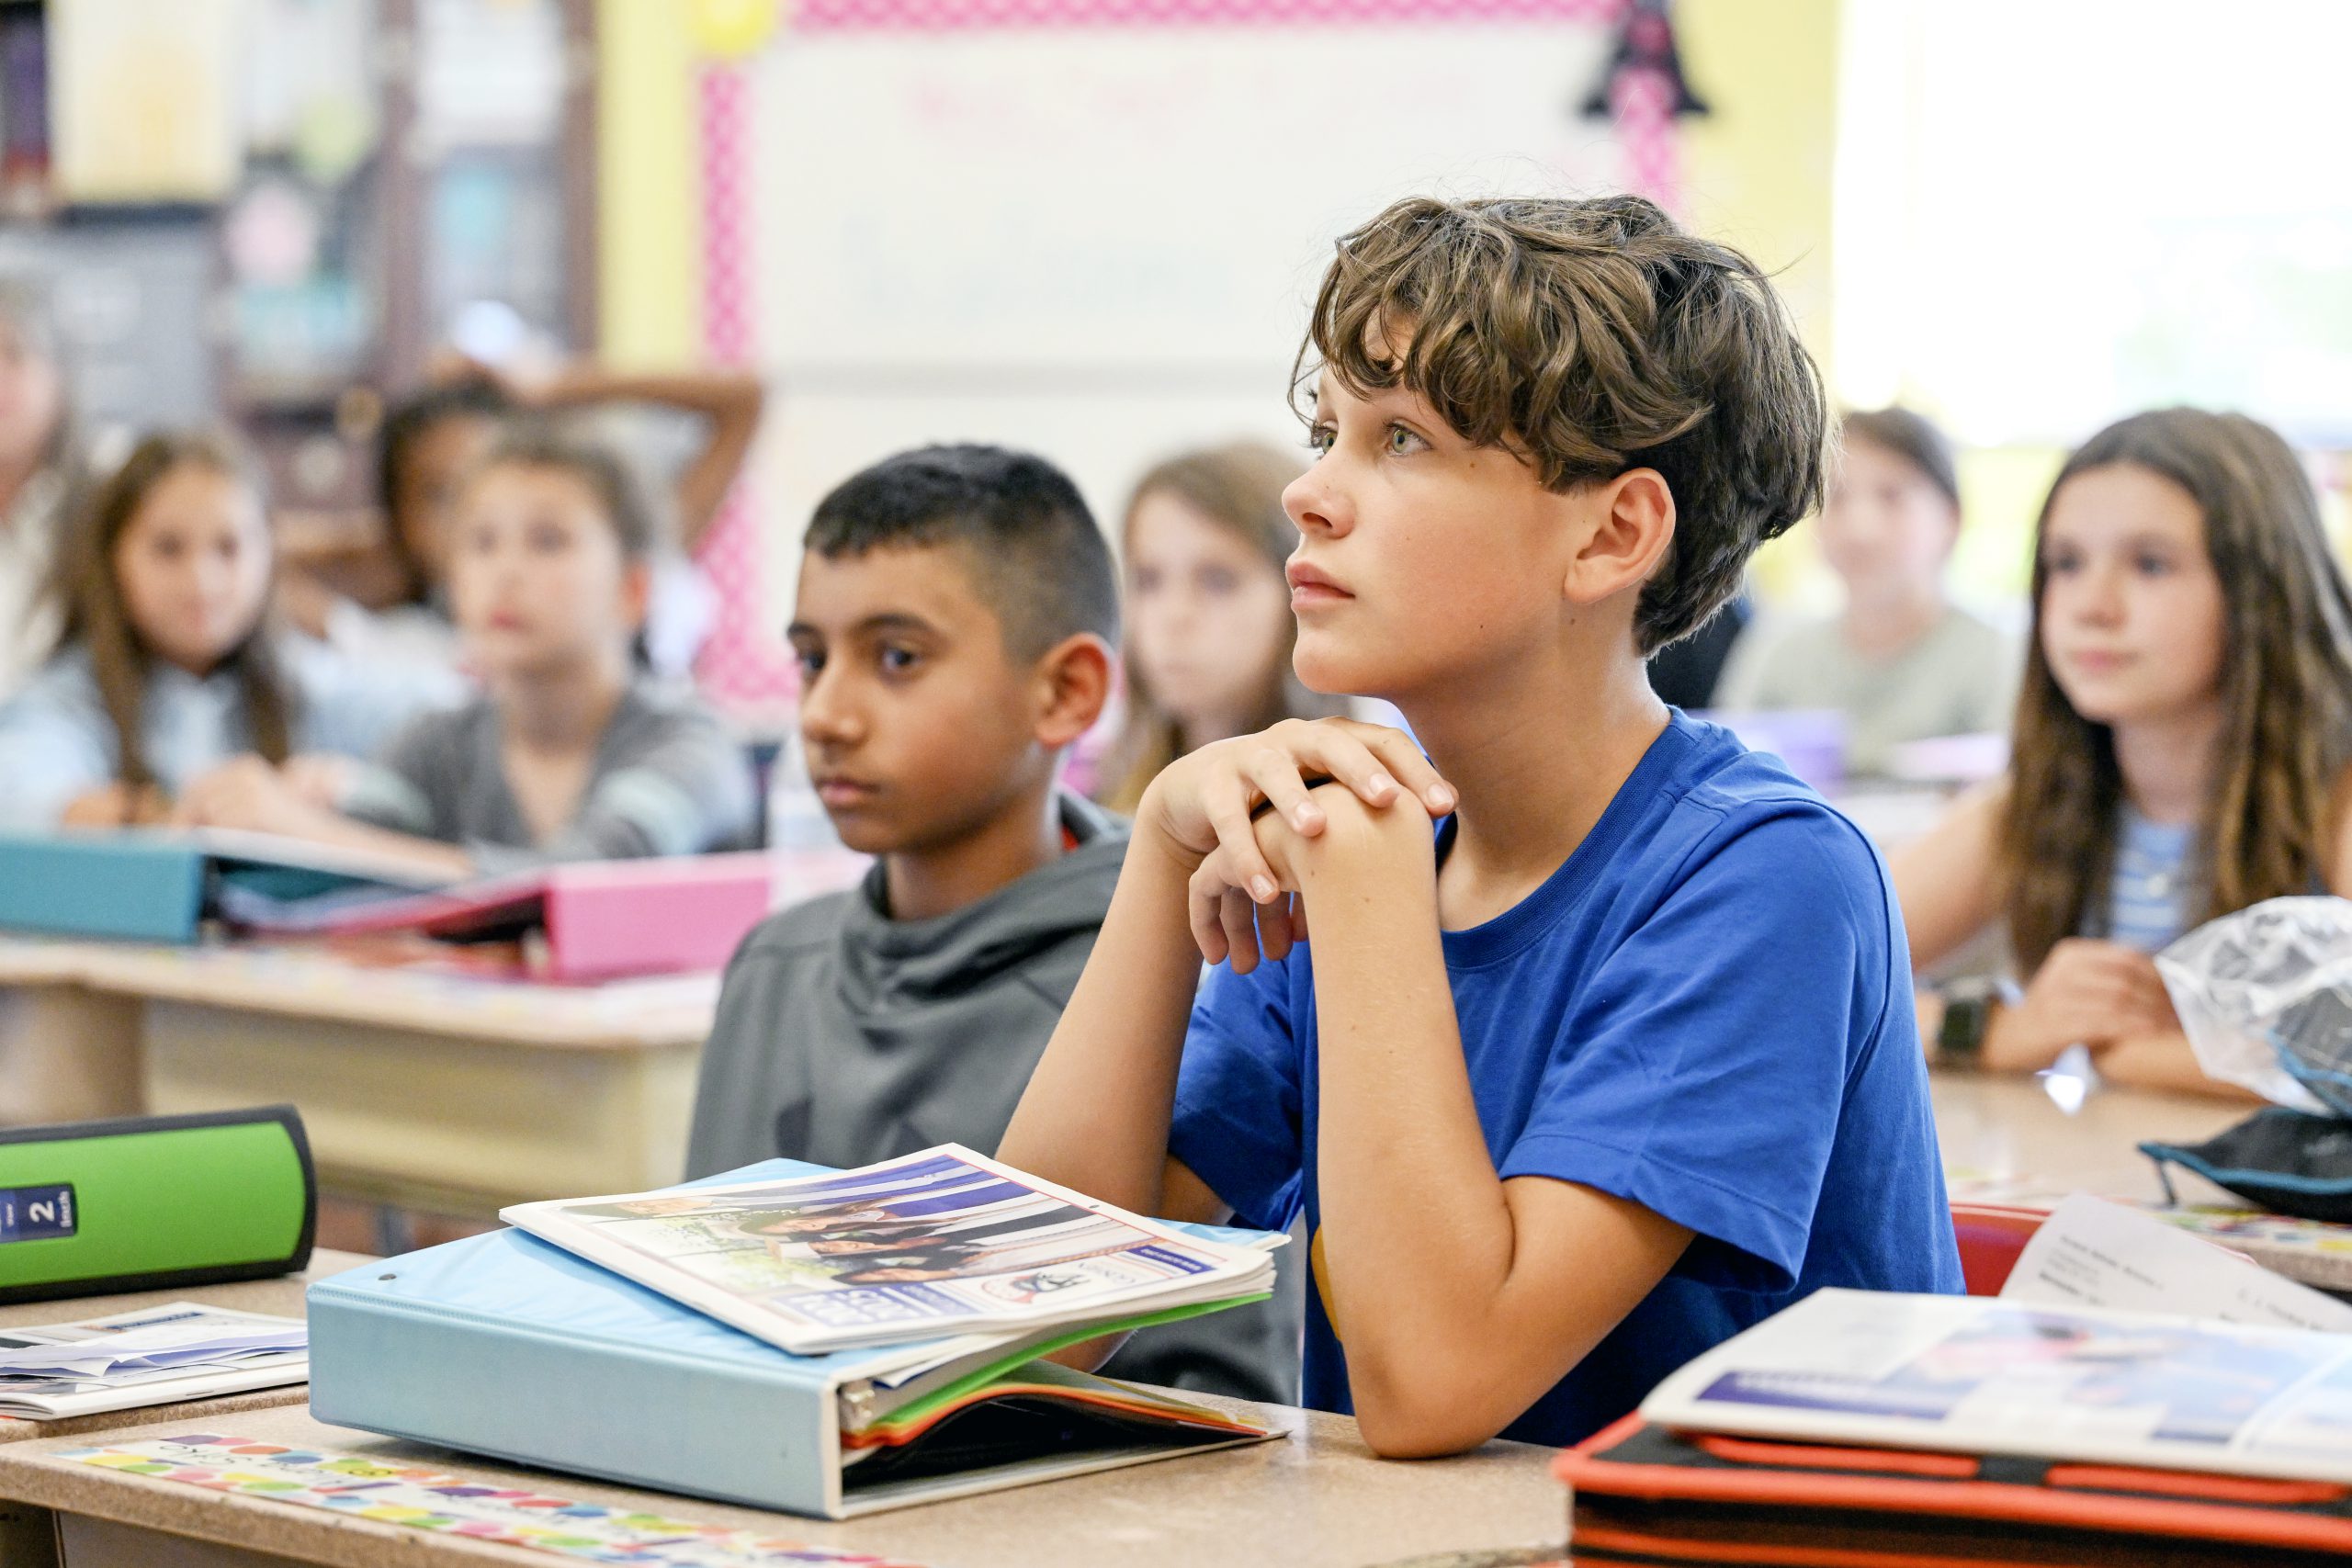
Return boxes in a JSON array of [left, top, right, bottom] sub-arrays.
[[793, 539, 1000, 633]]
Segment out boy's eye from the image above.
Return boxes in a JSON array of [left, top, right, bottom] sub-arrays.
[[1132, 564, 1162, 594], [2132, 551, 2173, 576], [792, 647, 825, 678], [526, 522, 571, 553], [1385, 423, 1429, 456], [2041, 547, 2080, 576], [1198, 565, 1240, 596], [1306, 424, 1335, 457], [879, 646, 921, 675]]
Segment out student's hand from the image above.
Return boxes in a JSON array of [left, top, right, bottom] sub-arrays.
[[173, 756, 329, 835], [58, 784, 170, 829], [277, 754, 358, 809], [1136, 716, 1453, 896], [1191, 778, 1441, 975], [1982, 939, 2179, 1074]]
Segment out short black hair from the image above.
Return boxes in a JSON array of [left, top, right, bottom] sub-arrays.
[[804, 444, 1119, 659]]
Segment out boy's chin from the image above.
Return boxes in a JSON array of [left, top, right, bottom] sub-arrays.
[[1292, 640, 1393, 703]]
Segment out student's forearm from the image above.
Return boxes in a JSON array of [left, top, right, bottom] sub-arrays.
[[537, 367, 763, 551], [2097, 1031, 2260, 1100], [1301, 854, 1532, 1447], [998, 834, 1205, 1217], [269, 809, 477, 883]]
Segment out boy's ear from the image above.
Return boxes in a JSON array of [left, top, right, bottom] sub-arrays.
[[1029, 632, 1114, 750], [619, 558, 654, 632], [1564, 468, 1677, 609]]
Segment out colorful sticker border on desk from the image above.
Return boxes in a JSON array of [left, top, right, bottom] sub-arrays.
[[53, 1435, 927, 1566]]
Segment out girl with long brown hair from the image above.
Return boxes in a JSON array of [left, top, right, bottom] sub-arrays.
[[0, 432, 433, 829], [1895, 408, 2352, 1096], [1097, 441, 1343, 813]]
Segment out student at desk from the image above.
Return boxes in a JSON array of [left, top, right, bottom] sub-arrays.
[[684, 443, 1301, 1404], [1001, 193, 1959, 1457], [0, 432, 437, 830], [175, 426, 754, 875], [1898, 410, 2352, 1097]]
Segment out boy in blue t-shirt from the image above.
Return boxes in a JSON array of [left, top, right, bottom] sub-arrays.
[[1000, 193, 1962, 1457]]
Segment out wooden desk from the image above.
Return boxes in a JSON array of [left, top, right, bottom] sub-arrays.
[[0, 938, 715, 1218], [1930, 1071, 2248, 1202], [0, 1252, 368, 1448], [0, 1399, 1566, 1568]]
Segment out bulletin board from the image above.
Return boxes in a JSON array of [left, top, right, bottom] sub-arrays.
[[694, 0, 1671, 704]]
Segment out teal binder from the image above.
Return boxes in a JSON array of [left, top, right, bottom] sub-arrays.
[[306, 1159, 1278, 1518]]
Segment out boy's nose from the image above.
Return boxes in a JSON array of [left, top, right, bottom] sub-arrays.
[[798, 671, 864, 747], [1283, 468, 1349, 537]]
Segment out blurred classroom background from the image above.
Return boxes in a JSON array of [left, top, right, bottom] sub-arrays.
[[5, 0, 2337, 707]]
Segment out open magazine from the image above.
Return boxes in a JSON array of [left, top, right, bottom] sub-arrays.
[[501, 1145, 1278, 1356], [1643, 1287, 2352, 1483]]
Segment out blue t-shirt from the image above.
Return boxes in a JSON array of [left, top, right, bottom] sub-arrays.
[[1166, 711, 1962, 1447]]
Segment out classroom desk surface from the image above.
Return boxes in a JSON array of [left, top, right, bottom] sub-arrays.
[[1928, 1069, 2247, 1202], [0, 1252, 369, 1446], [0, 1398, 1567, 1568]]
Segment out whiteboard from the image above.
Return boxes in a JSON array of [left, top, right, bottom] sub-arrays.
[[743, 14, 1623, 624]]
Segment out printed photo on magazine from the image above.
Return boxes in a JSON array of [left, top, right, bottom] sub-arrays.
[[1641, 1288, 2352, 1483], [500, 1146, 1274, 1356]]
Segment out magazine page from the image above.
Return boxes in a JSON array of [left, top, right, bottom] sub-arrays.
[[501, 1145, 1276, 1356], [2000, 1193, 2352, 1333], [1640, 1288, 2352, 1483]]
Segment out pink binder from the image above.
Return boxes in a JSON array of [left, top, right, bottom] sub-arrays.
[[230, 852, 864, 982]]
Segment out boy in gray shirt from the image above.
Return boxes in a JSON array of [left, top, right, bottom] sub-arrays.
[[686, 445, 1299, 1404]]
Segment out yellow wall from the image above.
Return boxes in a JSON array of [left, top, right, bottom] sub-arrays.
[[1679, 0, 1841, 374], [595, 0, 699, 367], [1678, 0, 1845, 604]]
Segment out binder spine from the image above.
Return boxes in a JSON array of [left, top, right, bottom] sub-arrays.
[[306, 1278, 841, 1516]]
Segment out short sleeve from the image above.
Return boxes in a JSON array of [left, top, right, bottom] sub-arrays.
[[1499, 807, 1892, 1293], [0, 660, 113, 829], [1167, 955, 1308, 1232]]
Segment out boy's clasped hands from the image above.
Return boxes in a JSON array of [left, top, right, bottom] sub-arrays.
[[1139, 715, 1456, 974]]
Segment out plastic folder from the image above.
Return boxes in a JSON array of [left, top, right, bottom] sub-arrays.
[[1556, 1415, 2352, 1566], [307, 1158, 1274, 1517], [218, 852, 782, 980]]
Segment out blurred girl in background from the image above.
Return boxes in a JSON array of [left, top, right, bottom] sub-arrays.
[[0, 431, 430, 829], [1097, 441, 1343, 813], [1898, 408, 2352, 1096]]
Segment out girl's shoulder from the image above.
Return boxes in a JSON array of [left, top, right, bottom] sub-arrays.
[[2, 643, 104, 715]]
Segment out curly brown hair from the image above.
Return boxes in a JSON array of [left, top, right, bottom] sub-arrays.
[[1295, 193, 1827, 654], [1998, 409, 2352, 971]]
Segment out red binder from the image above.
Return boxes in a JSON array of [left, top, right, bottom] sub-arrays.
[[1555, 1414, 2352, 1566]]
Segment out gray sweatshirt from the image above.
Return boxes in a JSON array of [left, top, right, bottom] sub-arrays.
[[685, 793, 1301, 1404]]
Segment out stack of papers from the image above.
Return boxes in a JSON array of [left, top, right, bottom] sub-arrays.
[[0, 1304, 307, 1419]]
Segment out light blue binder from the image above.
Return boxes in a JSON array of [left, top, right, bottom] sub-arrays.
[[307, 1158, 1275, 1518]]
